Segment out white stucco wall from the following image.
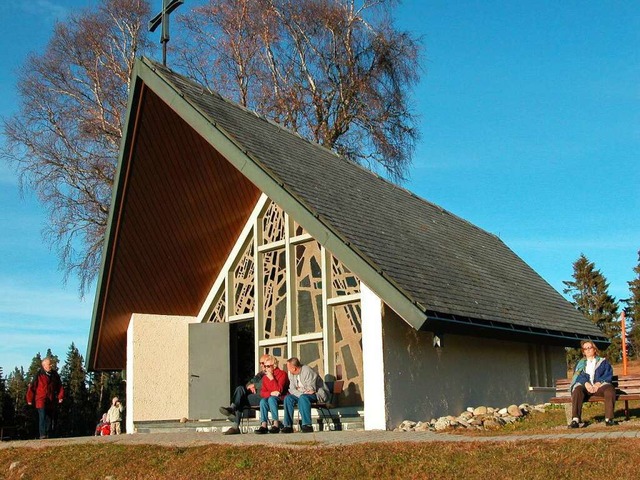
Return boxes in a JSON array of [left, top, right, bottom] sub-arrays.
[[381, 306, 567, 430], [127, 313, 193, 430]]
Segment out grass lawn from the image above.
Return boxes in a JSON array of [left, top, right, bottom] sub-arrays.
[[2, 437, 640, 480]]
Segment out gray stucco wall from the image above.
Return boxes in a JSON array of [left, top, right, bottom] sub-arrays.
[[381, 306, 567, 429]]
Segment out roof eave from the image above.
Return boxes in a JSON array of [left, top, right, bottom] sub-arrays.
[[420, 310, 609, 349]]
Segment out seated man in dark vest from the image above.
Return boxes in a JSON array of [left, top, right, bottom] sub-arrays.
[[219, 354, 269, 435]]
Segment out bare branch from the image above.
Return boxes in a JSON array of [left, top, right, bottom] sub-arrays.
[[1, 0, 152, 296]]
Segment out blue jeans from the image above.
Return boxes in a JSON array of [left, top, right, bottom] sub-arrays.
[[259, 396, 282, 424], [37, 408, 51, 438], [284, 393, 317, 427]]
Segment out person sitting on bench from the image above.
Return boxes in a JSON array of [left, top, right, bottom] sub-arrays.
[[254, 355, 289, 434], [569, 340, 617, 428], [219, 354, 270, 435], [281, 357, 329, 433]]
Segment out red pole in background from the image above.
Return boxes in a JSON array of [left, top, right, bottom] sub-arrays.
[[621, 311, 627, 375]]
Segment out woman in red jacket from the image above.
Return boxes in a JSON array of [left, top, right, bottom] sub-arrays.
[[26, 357, 64, 439], [255, 356, 289, 434]]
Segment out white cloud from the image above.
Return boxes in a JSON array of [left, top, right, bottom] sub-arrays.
[[0, 280, 91, 320]]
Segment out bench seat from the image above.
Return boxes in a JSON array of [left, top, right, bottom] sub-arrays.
[[549, 374, 640, 421]]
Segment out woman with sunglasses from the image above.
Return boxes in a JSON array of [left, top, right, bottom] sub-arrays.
[[255, 356, 289, 434], [568, 340, 617, 428]]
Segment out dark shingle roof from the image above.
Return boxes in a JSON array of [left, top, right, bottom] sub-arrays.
[[146, 58, 604, 341]]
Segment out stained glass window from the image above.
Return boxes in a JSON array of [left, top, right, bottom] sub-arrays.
[[262, 201, 285, 244], [208, 290, 226, 323], [295, 241, 323, 334], [263, 249, 287, 339], [333, 302, 363, 405], [233, 242, 254, 315], [294, 340, 324, 378], [331, 256, 360, 296]]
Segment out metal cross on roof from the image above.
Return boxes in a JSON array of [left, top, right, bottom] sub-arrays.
[[149, 0, 184, 66]]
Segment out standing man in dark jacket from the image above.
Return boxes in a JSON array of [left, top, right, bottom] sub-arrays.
[[26, 357, 64, 439]]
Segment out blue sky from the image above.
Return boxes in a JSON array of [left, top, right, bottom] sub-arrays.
[[1, 0, 638, 374]]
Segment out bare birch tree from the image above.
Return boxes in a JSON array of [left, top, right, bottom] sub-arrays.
[[177, 0, 422, 181], [2, 0, 152, 295], [3, 0, 421, 292]]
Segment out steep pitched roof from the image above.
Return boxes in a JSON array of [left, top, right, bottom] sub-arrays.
[[88, 57, 604, 369]]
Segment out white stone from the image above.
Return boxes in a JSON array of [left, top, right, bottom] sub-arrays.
[[414, 422, 431, 432], [459, 411, 474, 420], [394, 420, 417, 432], [456, 418, 471, 428], [507, 405, 522, 417], [498, 407, 508, 415], [434, 417, 452, 431], [9, 462, 20, 471], [473, 406, 488, 416]]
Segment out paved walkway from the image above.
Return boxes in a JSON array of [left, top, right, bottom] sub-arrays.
[[3, 427, 640, 450]]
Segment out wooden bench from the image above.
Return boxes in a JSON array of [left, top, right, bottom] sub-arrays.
[[550, 374, 640, 421]]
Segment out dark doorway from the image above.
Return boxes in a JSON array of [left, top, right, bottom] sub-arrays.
[[229, 320, 255, 390]]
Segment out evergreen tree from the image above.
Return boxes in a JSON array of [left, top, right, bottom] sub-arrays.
[[563, 254, 621, 363], [0, 367, 5, 425], [59, 343, 91, 436], [6, 367, 34, 439], [89, 371, 126, 422], [26, 352, 43, 383], [626, 250, 640, 359], [45, 348, 60, 371]]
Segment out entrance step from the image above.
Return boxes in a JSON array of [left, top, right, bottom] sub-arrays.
[[135, 407, 364, 434]]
